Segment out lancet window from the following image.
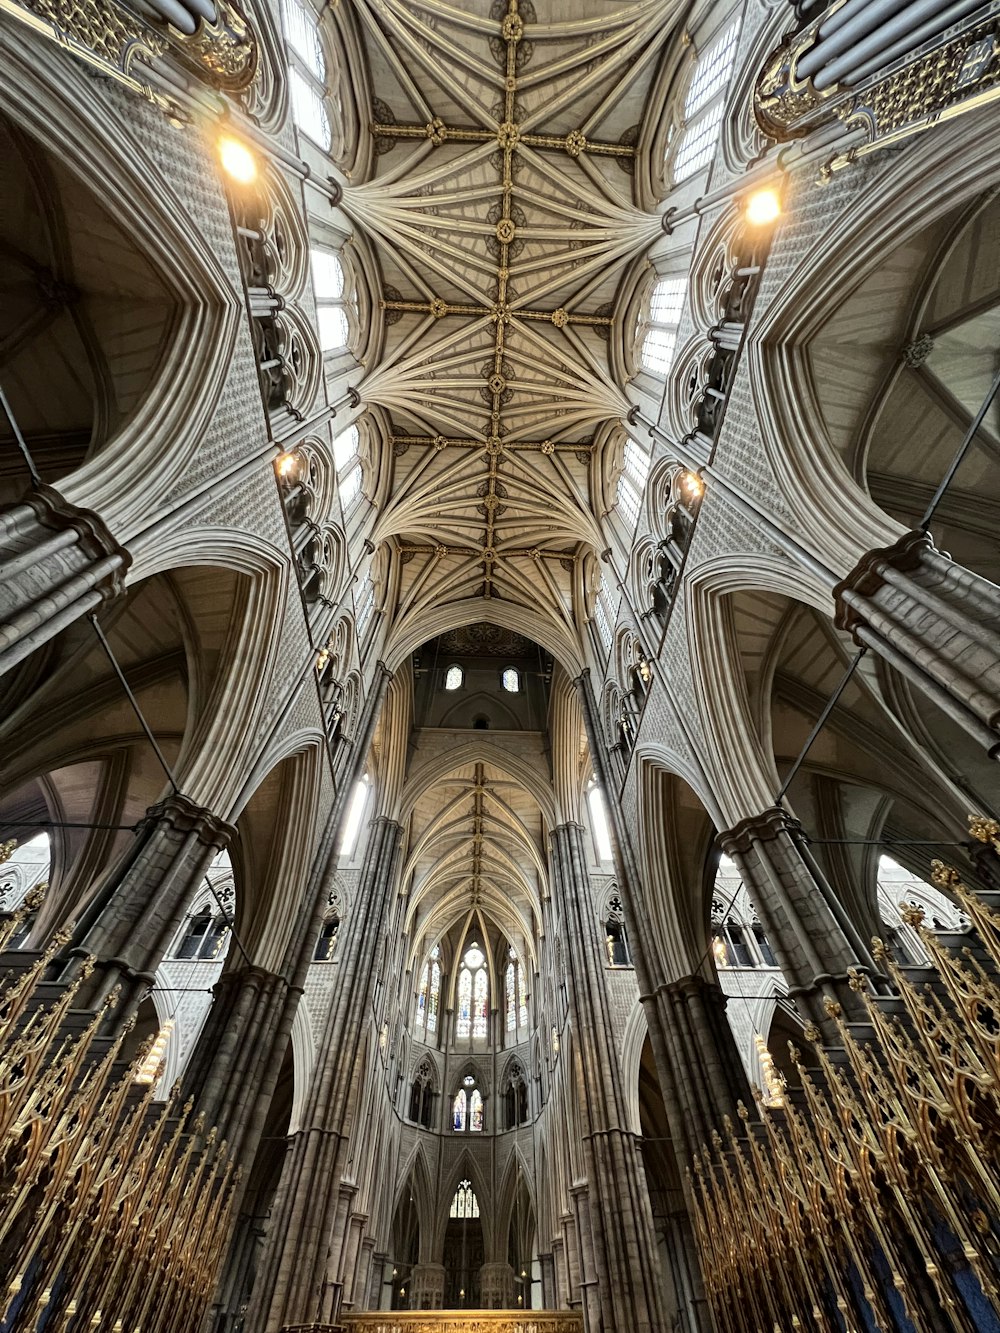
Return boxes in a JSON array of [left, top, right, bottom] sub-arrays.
[[501, 666, 520, 693], [334, 425, 363, 515], [310, 249, 353, 353], [710, 861, 778, 969], [587, 780, 614, 863], [452, 1074, 484, 1132], [415, 945, 442, 1035], [617, 438, 651, 529], [450, 1180, 480, 1218], [408, 1059, 435, 1129], [356, 574, 376, 638], [339, 774, 370, 856], [504, 946, 529, 1036], [173, 897, 231, 960], [313, 913, 339, 960], [281, 0, 332, 150], [593, 573, 616, 653], [638, 277, 686, 378], [455, 942, 488, 1040], [502, 1062, 529, 1129], [671, 21, 740, 183], [445, 664, 464, 691]]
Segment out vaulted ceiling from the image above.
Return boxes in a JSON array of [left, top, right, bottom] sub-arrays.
[[346, 0, 674, 653]]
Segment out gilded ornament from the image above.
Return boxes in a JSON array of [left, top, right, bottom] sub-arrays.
[[550, 308, 569, 328], [540, 439, 554, 455], [502, 12, 524, 42], [496, 121, 521, 149], [564, 129, 587, 157], [429, 297, 448, 318], [495, 218, 516, 244]]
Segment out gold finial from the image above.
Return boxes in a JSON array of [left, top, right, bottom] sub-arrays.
[[930, 859, 961, 890]]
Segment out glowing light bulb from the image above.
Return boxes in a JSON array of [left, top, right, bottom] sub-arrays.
[[135, 1021, 174, 1085], [682, 470, 704, 498], [745, 188, 781, 226], [277, 452, 296, 478], [219, 136, 257, 184]]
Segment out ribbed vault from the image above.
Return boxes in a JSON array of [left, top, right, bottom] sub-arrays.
[[350, 0, 676, 653]]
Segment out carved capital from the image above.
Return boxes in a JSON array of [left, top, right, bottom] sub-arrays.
[[22, 483, 132, 598], [140, 793, 236, 849], [833, 528, 934, 634], [717, 805, 801, 857]]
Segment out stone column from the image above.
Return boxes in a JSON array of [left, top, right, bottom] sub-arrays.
[[576, 669, 734, 1333], [479, 1262, 515, 1309], [60, 791, 234, 1017], [576, 670, 749, 1154], [0, 485, 129, 677], [184, 666, 391, 1160], [835, 528, 1000, 759], [539, 1253, 556, 1309], [550, 820, 667, 1333], [719, 805, 884, 1032], [248, 813, 404, 1333], [410, 1264, 445, 1310]]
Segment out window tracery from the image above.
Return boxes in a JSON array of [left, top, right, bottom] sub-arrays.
[[637, 277, 686, 378], [504, 946, 528, 1036], [408, 1058, 435, 1129], [452, 1074, 484, 1131], [415, 944, 442, 1034], [710, 860, 778, 969], [616, 437, 651, 529], [281, 0, 332, 149], [502, 1061, 529, 1129], [334, 424, 364, 515], [670, 21, 740, 183], [593, 573, 616, 653], [310, 248, 356, 354], [313, 912, 339, 960], [455, 942, 488, 1040], [450, 1180, 480, 1218]]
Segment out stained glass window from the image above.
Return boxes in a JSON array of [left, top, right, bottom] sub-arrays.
[[473, 967, 488, 1039], [445, 664, 463, 691], [453, 1089, 467, 1131], [501, 667, 520, 692], [456, 943, 487, 1040], [470, 1088, 484, 1131], [505, 946, 528, 1036], [456, 968, 472, 1038], [428, 959, 441, 1032], [415, 945, 442, 1032], [450, 1180, 479, 1218]]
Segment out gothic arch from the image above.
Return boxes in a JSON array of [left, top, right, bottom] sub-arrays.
[[0, 41, 241, 533]]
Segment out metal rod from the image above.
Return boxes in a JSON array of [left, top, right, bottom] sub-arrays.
[[775, 647, 868, 802], [0, 380, 42, 487], [920, 361, 1000, 529], [0, 820, 141, 832], [86, 613, 256, 970], [88, 613, 180, 795]]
